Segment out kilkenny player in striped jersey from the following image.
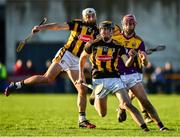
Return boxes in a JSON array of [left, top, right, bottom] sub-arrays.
[[77, 21, 150, 131], [4, 8, 98, 129], [113, 14, 168, 131]]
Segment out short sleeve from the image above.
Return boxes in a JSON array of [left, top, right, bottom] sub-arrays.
[[67, 20, 76, 30], [139, 41, 145, 51]]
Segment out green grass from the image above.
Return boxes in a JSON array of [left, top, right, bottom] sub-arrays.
[[0, 93, 180, 136]]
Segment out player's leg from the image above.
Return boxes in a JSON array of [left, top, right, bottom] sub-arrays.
[[130, 82, 168, 130], [94, 95, 107, 117], [129, 90, 152, 123], [24, 62, 61, 84], [117, 104, 127, 122], [116, 74, 132, 122], [4, 62, 62, 96], [118, 73, 152, 123], [137, 99, 153, 123], [115, 89, 149, 131], [67, 70, 87, 114], [89, 90, 95, 105], [67, 70, 96, 128]]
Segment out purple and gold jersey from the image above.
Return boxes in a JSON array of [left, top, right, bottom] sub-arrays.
[[112, 32, 145, 74], [85, 38, 126, 79]]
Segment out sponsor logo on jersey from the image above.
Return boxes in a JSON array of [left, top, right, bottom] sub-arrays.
[[132, 42, 136, 47], [96, 55, 112, 62], [78, 35, 93, 42]]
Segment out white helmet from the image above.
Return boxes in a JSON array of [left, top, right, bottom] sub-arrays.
[[82, 8, 96, 24], [82, 8, 96, 17]]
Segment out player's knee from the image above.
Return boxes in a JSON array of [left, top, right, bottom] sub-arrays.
[[43, 74, 54, 83], [78, 90, 86, 97], [77, 86, 87, 96]]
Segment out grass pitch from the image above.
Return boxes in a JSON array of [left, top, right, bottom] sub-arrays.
[[0, 93, 180, 136]]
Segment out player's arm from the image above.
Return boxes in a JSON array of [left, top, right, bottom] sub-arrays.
[[77, 42, 92, 84], [32, 22, 69, 33], [78, 50, 90, 83], [121, 49, 136, 67]]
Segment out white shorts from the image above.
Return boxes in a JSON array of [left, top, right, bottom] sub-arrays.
[[53, 48, 79, 71], [120, 73, 143, 89], [92, 78, 126, 99]]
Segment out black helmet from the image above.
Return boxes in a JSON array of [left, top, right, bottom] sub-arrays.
[[99, 21, 115, 30]]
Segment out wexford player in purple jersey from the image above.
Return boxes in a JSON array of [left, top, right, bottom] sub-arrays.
[[113, 14, 168, 131]]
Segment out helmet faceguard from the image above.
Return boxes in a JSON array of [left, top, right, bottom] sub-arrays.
[[82, 8, 96, 25]]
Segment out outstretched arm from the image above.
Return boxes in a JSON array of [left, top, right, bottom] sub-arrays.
[[32, 22, 69, 33], [78, 50, 90, 84]]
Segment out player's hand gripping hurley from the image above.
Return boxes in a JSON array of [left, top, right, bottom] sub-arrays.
[[16, 18, 47, 53]]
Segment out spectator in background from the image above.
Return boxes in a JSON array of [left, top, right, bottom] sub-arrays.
[[13, 59, 26, 76], [151, 66, 166, 93], [25, 59, 35, 75], [163, 62, 174, 94], [0, 62, 7, 92]]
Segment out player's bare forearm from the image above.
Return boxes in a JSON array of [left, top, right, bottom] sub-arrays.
[[78, 51, 89, 82], [40, 22, 69, 30], [32, 22, 69, 33], [123, 49, 137, 67]]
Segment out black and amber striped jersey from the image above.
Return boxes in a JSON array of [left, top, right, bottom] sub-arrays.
[[64, 19, 99, 57], [85, 38, 126, 79], [112, 32, 146, 74]]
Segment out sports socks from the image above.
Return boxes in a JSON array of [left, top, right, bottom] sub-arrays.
[[15, 81, 24, 89], [79, 112, 86, 122], [157, 121, 164, 129]]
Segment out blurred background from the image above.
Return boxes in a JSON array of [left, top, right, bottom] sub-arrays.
[[0, 0, 180, 94]]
